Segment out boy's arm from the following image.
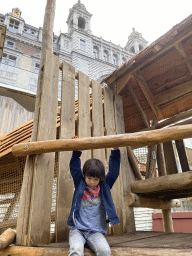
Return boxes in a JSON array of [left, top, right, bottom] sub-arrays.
[[105, 149, 121, 189], [70, 151, 83, 188]]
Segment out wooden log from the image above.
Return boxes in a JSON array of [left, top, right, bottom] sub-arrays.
[[12, 124, 192, 156], [0, 228, 16, 250], [127, 84, 149, 128], [127, 146, 143, 180], [163, 141, 178, 175], [157, 143, 167, 176], [131, 171, 192, 195], [127, 192, 181, 209], [16, 0, 58, 246], [175, 139, 190, 172], [162, 209, 174, 233], [55, 61, 75, 242]]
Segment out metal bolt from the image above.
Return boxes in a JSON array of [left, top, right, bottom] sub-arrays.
[[24, 145, 29, 149]]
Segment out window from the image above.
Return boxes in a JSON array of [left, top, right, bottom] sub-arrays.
[[9, 19, 19, 34], [103, 50, 109, 62], [80, 39, 86, 51], [139, 44, 143, 51], [7, 41, 14, 48], [113, 54, 118, 65], [64, 40, 69, 49], [93, 46, 99, 58], [122, 57, 126, 64], [7, 56, 16, 72], [78, 17, 85, 29], [34, 64, 40, 79], [0, 54, 6, 69], [130, 46, 135, 54], [0, 54, 16, 72]]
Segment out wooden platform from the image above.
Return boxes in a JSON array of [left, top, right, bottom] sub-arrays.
[[1, 232, 192, 255]]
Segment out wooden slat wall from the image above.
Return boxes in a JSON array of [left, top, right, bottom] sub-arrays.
[[55, 61, 75, 242]]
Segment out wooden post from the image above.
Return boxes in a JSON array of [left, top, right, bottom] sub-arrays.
[[163, 141, 178, 175], [127, 146, 143, 180], [16, 0, 59, 246], [55, 61, 75, 242], [114, 94, 136, 233], [104, 87, 124, 235], [175, 139, 190, 172], [157, 143, 167, 176], [162, 209, 174, 232]]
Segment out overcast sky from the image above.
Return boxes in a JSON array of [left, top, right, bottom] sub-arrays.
[[1, 0, 192, 47]]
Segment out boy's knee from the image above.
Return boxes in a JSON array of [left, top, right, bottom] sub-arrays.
[[69, 243, 84, 256], [97, 244, 111, 256]]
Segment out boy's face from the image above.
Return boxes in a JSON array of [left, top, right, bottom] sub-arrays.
[[84, 176, 100, 188]]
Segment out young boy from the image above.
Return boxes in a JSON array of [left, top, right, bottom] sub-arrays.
[[67, 148, 121, 256]]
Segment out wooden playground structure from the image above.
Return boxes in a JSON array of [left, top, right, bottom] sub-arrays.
[[1, 0, 192, 255]]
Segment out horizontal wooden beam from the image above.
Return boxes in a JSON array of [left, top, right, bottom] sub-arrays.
[[131, 170, 192, 195], [12, 124, 192, 157], [127, 192, 180, 209], [154, 81, 192, 106]]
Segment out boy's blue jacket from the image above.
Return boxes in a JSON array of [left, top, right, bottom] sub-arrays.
[[67, 150, 121, 227]]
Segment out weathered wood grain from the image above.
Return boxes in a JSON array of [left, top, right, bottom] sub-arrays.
[[55, 61, 75, 242], [12, 124, 192, 156]]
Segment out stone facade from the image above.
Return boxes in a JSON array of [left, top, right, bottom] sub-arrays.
[[0, 1, 147, 134]]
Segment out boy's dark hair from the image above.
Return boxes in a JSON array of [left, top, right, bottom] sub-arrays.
[[83, 158, 105, 182]]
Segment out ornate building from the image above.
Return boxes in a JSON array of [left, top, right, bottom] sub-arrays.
[[0, 1, 147, 134]]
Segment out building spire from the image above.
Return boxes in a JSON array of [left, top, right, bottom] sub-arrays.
[[78, 0, 81, 3]]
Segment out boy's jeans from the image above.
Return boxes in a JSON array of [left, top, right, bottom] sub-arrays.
[[68, 228, 111, 256]]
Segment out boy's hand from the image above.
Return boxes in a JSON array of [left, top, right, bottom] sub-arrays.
[[71, 136, 78, 139]]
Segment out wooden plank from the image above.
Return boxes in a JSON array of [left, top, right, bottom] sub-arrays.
[[163, 141, 178, 175], [116, 74, 132, 95], [103, 87, 124, 235], [175, 139, 190, 172], [55, 61, 75, 242], [78, 71, 91, 166], [175, 42, 192, 75], [114, 94, 136, 233], [12, 124, 192, 156], [91, 80, 105, 163], [131, 171, 192, 195], [154, 81, 192, 106]]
